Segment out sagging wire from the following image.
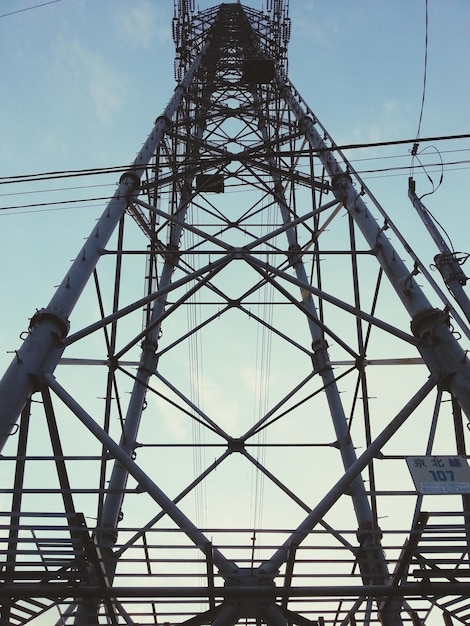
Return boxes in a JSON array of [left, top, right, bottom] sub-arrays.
[[414, 0, 429, 145], [186, 200, 208, 532], [407, 0, 463, 262], [0, 0, 62, 19], [409, 0, 438, 199], [420, 187, 456, 255], [410, 144, 444, 201], [249, 195, 273, 550], [409, 0, 443, 200]]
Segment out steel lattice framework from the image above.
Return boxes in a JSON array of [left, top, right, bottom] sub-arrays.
[[1, 2, 470, 625]]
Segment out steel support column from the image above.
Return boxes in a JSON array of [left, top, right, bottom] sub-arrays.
[[278, 73, 470, 420], [255, 104, 397, 618], [0, 40, 212, 454], [261, 375, 437, 574]]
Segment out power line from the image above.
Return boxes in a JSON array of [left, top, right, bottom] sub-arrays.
[[2, 147, 469, 193], [0, 133, 468, 187], [0, 182, 115, 199], [0, 0, 62, 19], [0, 165, 128, 185], [350, 147, 470, 165], [1, 149, 468, 201], [321, 133, 469, 154], [0, 196, 112, 214], [414, 0, 429, 143], [2, 156, 469, 215]]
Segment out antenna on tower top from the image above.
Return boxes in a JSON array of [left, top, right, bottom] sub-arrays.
[[174, 0, 195, 21], [173, 1, 291, 82], [266, 0, 289, 19]]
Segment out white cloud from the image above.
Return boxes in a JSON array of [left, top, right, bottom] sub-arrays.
[[87, 61, 126, 123], [290, 6, 340, 48], [147, 371, 240, 440], [335, 97, 410, 159], [200, 375, 240, 433], [115, 1, 171, 48], [55, 40, 128, 124], [382, 98, 399, 116], [150, 393, 189, 440], [240, 364, 262, 393]]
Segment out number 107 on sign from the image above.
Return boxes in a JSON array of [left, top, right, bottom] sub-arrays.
[[406, 456, 470, 494]]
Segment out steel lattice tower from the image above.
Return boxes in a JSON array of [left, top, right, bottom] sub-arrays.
[[1, 1, 470, 625]]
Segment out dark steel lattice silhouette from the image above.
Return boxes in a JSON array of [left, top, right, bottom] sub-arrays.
[[1, 2, 470, 624]]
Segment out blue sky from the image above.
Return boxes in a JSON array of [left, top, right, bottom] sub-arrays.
[[0, 1, 468, 356]]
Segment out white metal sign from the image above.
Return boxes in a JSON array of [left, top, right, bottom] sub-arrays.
[[406, 456, 470, 494]]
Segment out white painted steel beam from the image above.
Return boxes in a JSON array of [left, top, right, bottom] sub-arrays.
[[0, 40, 212, 454]]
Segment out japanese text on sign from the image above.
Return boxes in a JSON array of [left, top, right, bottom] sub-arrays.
[[406, 456, 470, 494]]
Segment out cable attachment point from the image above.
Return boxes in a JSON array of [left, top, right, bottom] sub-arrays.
[[375, 219, 389, 249], [154, 114, 172, 129], [403, 261, 420, 295], [410, 307, 449, 342], [164, 242, 180, 267], [287, 242, 301, 266], [28, 307, 70, 339], [119, 170, 140, 193], [434, 252, 468, 287]]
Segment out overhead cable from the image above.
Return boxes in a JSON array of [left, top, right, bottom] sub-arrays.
[[413, 0, 429, 148], [0, 133, 468, 187], [0, 0, 62, 19]]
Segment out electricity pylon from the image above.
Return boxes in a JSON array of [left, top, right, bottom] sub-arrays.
[[1, 1, 470, 624]]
